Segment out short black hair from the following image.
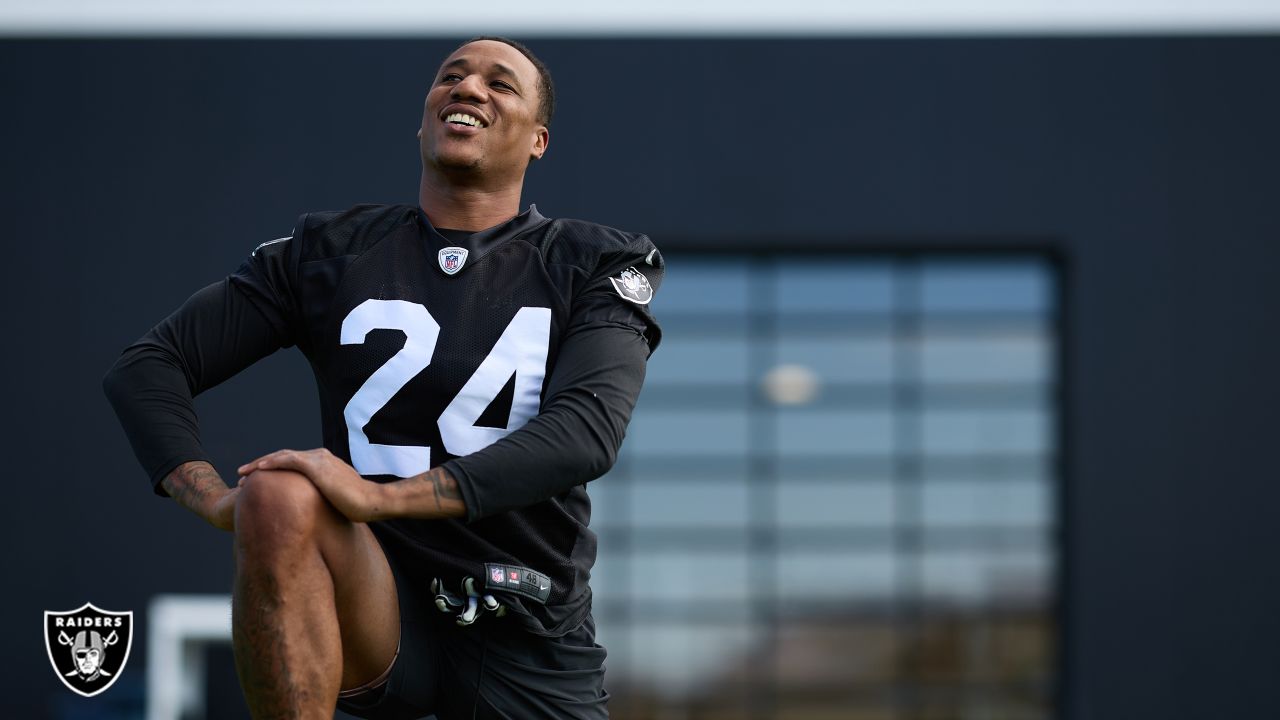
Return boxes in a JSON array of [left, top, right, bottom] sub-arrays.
[[458, 36, 555, 127]]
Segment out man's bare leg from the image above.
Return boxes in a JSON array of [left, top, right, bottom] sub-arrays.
[[233, 469, 401, 719]]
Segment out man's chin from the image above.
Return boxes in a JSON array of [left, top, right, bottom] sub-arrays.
[[425, 146, 484, 173], [441, 159, 482, 172]]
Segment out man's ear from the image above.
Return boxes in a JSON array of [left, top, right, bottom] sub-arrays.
[[530, 126, 549, 161]]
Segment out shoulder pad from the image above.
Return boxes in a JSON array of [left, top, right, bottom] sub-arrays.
[[541, 218, 659, 274], [295, 204, 419, 262]]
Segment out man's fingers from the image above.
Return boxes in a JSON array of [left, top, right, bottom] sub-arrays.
[[256, 453, 303, 473], [236, 450, 282, 474], [237, 449, 303, 476], [237, 448, 343, 477], [236, 455, 269, 476]]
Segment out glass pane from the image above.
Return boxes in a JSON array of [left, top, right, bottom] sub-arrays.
[[776, 479, 895, 529], [920, 549, 1053, 605], [778, 410, 895, 456], [922, 410, 1052, 455], [628, 622, 758, 698], [586, 476, 624, 528], [991, 618, 1055, 687], [921, 480, 1052, 528], [776, 550, 898, 602], [654, 257, 750, 313], [631, 551, 752, 603], [774, 616, 901, 688], [776, 334, 895, 383], [627, 410, 750, 456], [778, 261, 895, 313], [630, 479, 748, 527], [920, 260, 1053, 313], [909, 612, 1051, 689], [920, 332, 1051, 384], [589, 548, 627, 604], [647, 333, 749, 384]]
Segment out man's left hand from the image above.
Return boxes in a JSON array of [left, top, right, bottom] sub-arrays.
[[238, 448, 389, 523]]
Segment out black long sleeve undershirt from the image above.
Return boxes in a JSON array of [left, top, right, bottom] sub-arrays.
[[443, 318, 649, 520], [103, 280, 288, 494], [102, 279, 651, 516]]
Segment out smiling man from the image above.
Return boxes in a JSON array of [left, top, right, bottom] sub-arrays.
[[104, 37, 662, 719]]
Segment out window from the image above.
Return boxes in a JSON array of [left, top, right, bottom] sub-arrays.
[[592, 254, 1059, 720]]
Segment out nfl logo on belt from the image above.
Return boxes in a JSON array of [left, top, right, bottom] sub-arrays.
[[438, 246, 469, 276], [491, 566, 505, 584], [44, 602, 134, 697]]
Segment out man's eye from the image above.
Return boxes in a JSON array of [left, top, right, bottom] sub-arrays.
[[491, 81, 514, 91], [440, 74, 462, 83]]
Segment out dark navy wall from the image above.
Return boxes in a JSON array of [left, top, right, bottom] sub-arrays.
[[2, 37, 1277, 718]]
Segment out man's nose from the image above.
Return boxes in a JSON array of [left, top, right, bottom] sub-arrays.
[[451, 73, 489, 101]]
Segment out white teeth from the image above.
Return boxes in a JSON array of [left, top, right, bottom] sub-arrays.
[[445, 112, 483, 128]]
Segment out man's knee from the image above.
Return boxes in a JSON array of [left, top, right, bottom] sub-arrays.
[[236, 469, 329, 549]]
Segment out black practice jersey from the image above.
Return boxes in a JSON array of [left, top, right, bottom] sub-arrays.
[[104, 204, 663, 635]]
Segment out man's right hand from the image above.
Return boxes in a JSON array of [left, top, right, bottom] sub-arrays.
[[162, 461, 238, 532]]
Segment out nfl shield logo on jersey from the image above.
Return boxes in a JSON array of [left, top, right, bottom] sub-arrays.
[[438, 246, 469, 276], [44, 602, 133, 697]]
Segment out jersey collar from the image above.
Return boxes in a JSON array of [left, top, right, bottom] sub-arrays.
[[416, 204, 550, 274]]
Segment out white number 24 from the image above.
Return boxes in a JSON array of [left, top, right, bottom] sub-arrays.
[[340, 299, 551, 477]]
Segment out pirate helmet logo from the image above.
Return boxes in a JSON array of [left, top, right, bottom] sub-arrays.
[[609, 266, 654, 305], [44, 602, 133, 697]]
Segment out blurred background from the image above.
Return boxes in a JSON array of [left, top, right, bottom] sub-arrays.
[[2, 1, 1278, 719]]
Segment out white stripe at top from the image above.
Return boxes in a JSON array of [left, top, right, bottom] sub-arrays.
[[252, 237, 291, 257], [3, 0, 1280, 37]]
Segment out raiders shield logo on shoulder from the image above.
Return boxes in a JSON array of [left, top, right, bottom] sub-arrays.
[[44, 602, 133, 697], [438, 246, 469, 276], [610, 266, 654, 305]]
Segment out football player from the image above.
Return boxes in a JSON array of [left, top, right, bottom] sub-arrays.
[[104, 36, 661, 719]]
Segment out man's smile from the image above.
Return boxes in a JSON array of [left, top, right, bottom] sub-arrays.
[[439, 103, 490, 134], [445, 112, 485, 128]]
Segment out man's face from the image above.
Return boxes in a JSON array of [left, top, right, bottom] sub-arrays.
[[76, 647, 101, 675], [420, 40, 548, 179]]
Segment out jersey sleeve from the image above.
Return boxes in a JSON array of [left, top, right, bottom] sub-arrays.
[[442, 237, 664, 520], [227, 231, 303, 343], [569, 235, 664, 352], [102, 233, 301, 494]]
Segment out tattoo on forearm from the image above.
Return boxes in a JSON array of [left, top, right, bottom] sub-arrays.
[[162, 461, 225, 515], [385, 467, 465, 518], [429, 469, 462, 512]]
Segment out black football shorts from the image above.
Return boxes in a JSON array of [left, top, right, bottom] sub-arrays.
[[336, 552, 609, 720]]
